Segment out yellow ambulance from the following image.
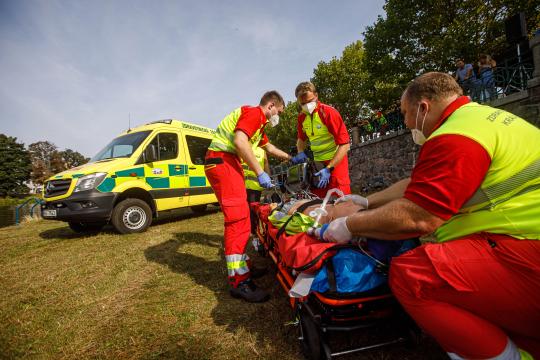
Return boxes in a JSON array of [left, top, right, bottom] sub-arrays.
[[41, 119, 217, 233]]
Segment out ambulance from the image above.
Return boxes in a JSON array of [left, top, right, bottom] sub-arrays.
[[41, 119, 217, 234]]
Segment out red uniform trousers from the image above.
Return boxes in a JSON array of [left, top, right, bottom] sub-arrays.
[[205, 150, 252, 287], [389, 233, 540, 359], [311, 154, 351, 198]]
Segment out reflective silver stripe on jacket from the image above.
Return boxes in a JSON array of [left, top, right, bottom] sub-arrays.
[[463, 158, 540, 209]]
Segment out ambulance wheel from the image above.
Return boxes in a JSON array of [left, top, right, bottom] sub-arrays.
[[299, 306, 328, 360], [190, 204, 207, 214], [111, 198, 152, 234], [68, 221, 105, 233]]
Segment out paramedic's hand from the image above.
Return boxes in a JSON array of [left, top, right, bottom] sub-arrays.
[[314, 167, 331, 188], [257, 172, 273, 189], [290, 151, 308, 165], [335, 194, 369, 209], [322, 217, 352, 243]]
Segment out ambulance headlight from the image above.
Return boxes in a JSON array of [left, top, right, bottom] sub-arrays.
[[74, 173, 107, 192]]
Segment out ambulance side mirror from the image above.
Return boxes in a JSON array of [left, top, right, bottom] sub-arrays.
[[143, 144, 158, 163]]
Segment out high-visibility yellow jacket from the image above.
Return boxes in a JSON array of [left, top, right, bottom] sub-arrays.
[[208, 107, 265, 154], [429, 103, 540, 242], [301, 108, 337, 161]]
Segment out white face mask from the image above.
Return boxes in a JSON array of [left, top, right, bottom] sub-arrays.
[[301, 101, 317, 114], [269, 114, 280, 127], [411, 104, 428, 145]]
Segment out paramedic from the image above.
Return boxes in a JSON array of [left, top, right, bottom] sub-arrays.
[[205, 90, 292, 303], [321, 72, 540, 359], [289, 82, 351, 197], [242, 146, 269, 250]]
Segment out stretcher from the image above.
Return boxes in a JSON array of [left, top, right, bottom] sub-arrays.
[[254, 163, 420, 359]]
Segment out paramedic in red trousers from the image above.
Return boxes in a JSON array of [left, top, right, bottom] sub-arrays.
[[320, 72, 540, 360], [289, 82, 351, 197], [205, 91, 292, 303]]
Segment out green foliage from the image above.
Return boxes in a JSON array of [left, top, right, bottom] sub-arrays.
[[0, 134, 31, 196], [312, 40, 370, 127], [265, 101, 299, 161], [362, 0, 540, 110]]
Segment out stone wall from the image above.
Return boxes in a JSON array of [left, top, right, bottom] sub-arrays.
[[488, 81, 540, 126], [348, 130, 417, 194]]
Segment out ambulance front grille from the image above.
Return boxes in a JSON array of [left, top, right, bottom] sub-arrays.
[[44, 179, 72, 198]]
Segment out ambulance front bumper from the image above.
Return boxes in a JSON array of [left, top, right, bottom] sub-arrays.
[[41, 190, 117, 222]]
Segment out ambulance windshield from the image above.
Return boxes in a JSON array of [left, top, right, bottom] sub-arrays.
[[91, 131, 151, 162]]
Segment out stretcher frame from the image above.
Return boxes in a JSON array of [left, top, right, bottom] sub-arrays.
[[254, 204, 419, 359]]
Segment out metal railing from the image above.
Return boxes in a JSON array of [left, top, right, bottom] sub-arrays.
[[355, 110, 405, 142], [15, 197, 44, 225], [460, 63, 534, 103]]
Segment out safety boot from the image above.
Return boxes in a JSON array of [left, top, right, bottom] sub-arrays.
[[229, 279, 270, 303]]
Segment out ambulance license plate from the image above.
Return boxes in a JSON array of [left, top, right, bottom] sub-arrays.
[[43, 209, 57, 217]]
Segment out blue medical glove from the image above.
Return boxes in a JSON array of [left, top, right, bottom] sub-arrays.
[[316, 224, 329, 240], [257, 172, 273, 189], [290, 151, 308, 165], [314, 167, 331, 188]]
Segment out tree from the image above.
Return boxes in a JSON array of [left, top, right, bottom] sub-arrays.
[[311, 40, 371, 128], [28, 142, 90, 184], [0, 134, 31, 196], [61, 149, 89, 169], [362, 0, 540, 110], [265, 101, 299, 165], [29, 141, 58, 185]]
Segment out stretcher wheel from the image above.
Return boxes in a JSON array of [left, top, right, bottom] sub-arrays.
[[396, 309, 422, 348], [298, 305, 330, 360]]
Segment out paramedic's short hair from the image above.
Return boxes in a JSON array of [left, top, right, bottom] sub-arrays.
[[260, 91, 285, 107], [404, 72, 463, 105], [295, 82, 317, 98]]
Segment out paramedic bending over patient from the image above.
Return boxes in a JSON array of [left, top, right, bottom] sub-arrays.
[[321, 72, 540, 360], [289, 82, 351, 197]]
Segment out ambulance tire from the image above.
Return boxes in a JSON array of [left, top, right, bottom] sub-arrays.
[[111, 198, 152, 234], [68, 221, 106, 233], [190, 204, 207, 214]]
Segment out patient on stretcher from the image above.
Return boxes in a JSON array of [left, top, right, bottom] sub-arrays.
[[269, 198, 366, 231]]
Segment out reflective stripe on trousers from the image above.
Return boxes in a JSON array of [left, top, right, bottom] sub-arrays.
[[225, 254, 250, 276]]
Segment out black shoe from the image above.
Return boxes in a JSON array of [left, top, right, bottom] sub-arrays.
[[229, 279, 270, 303], [250, 266, 268, 279]]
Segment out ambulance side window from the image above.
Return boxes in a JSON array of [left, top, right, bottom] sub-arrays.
[[148, 133, 178, 162], [185, 135, 211, 165]]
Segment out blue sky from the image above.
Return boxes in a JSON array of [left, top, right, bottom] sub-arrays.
[[0, 0, 385, 156]]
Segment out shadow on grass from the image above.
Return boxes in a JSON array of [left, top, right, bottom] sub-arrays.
[[38, 207, 221, 240], [38, 226, 115, 240], [144, 233, 300, 358]]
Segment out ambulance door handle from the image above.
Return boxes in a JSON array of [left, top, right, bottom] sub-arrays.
[[189, 167, 196, 170]]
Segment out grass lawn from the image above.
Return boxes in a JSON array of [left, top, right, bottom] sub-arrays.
[[0, 210, 447, 359]]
